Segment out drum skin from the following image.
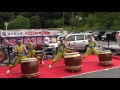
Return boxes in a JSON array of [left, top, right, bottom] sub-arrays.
[[98, 52, 113, 66], [21, 58, 39, 78], [64, 52, 82, 72], [0, 50, 7, 63]]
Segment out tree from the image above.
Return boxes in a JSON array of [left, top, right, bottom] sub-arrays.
[[0, 12, 14, 29], [8, 15, 30, 29], [30, 15, 41, 29]]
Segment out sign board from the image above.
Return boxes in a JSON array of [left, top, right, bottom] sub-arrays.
[[0, 29, 58, 37]]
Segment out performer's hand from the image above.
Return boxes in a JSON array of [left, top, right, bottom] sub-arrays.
[[26, 51, 28, 54]]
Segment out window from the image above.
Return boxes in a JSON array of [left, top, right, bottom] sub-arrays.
[[76, 35, 84, 40], [85, 35, 90, 39], [68, 36, 75, 41]]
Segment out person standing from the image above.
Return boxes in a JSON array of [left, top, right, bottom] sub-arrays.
[[1, 39, 9, 58], [6, 39, 28, 74], [27, 38, 36, 58], [116, 32, 120, 54], [49, 37, 68, 68], [82, 35, 100, 60]]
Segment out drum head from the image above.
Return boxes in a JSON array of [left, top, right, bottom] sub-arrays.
[[21, 58, 37, 63], [64, 52, 80, 56], [0, 50, 7, 63]]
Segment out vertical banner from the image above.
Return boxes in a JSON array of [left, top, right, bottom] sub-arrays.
[[43, 37, 51, 44], [9, 38, 16, 46], [24, 37, 31, 45], [36, 37, 43, 44], [30, 37, 36, 45], [51, 36, 57, 43]]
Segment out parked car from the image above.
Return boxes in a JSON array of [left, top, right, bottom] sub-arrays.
[[94, 30, 106, 40], [85, 30, 93, 33], [65, 33, 92, 51], [101, 31, 113, 41], [111, 31, 117, 41]]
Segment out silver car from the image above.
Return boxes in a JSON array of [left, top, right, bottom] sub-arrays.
[[66, 33, 92, 51]]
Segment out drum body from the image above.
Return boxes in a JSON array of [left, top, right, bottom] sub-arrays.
[[0, 50, 7, 63], [21, 58, 39, 78], [64, 52, 82, 72], [98, 51, 113, 66], [35, 51, 43, 60], [34, 44, 44, 51]]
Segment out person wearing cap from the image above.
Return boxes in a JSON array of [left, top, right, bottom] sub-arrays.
[[49, 37, 67, 68], [1, 39, 9, 60], [27, 38, 36, 58], [6, 39, 28, 74], [82, 35, 100, 59]]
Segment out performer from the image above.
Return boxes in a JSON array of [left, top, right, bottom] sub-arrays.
[[30, 38, 44, 65], [82, 35, 100, 60], [6, 39, 28, 74], [27, 38, 36, 58], [1, 39, 9, 60], [49, 37, 69, 68], [116, 32, 120, 54]]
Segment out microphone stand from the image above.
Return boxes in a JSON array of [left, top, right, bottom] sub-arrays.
[[7, 44, 10, 65]]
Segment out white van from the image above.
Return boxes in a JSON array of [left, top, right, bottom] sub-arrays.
[[66, 33, 92, 51]]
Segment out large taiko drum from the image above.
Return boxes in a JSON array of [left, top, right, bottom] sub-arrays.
[[98, 51, 113, 66], [35, 51, 44, 67], [35, 51, 43, 60], [64, 52, 82, 72], [21, 58, 39, 78], [0, 50, 7, 63]]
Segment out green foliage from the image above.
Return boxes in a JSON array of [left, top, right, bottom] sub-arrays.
[[1, 12, 120, 33], [8, 15, 30, 29], [44, 19, 63, 28], [30, 15, 41, 29]]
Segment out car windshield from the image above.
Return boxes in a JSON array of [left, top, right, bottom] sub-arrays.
[[104, 31, 112, 35], [94, 31, 100, 35]]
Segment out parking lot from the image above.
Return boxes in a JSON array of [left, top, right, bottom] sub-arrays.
[[80, 40, 118, 54], [97, 40, 117, 46]]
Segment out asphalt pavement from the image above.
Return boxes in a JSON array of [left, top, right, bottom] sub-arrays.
[[64, 66, 120, 78]]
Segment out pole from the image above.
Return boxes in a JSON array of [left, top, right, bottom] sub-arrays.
[[7, 45, 10, 64], [72, 12, 74, 33]]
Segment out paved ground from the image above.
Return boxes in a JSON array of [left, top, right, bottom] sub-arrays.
[[97, 40, 117, 46], [65, 66, 120, 78]]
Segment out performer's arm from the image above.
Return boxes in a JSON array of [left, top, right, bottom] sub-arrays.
[[23, 45, 28, 54], [94, 40, 100, 47], [14, 46, 17, 53]]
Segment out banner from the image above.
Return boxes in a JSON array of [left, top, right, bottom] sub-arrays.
[[1, 36, 57, 46], [0, 29, 58, 37]]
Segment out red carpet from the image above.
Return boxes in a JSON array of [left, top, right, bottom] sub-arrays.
[[112, 56, 120, 60], [1, 55, 120, 78]]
